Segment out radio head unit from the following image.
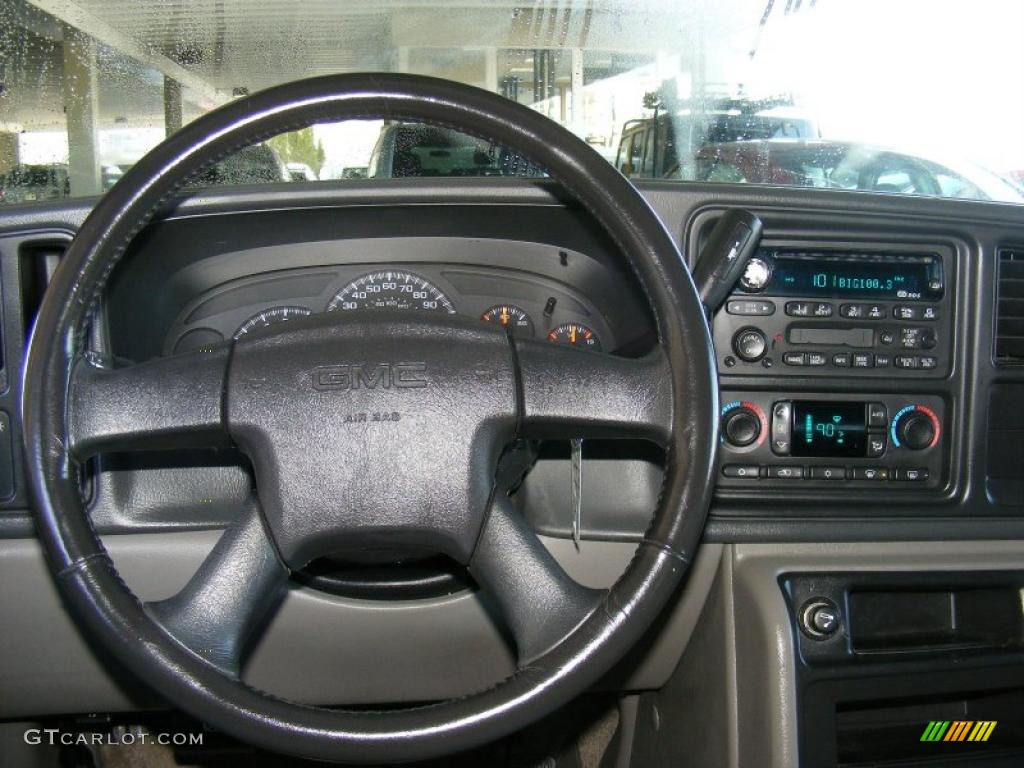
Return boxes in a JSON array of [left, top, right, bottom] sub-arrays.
[[741, 250, 944, 302], [712, 245, 953, 378]]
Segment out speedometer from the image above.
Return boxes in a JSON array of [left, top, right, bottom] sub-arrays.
[[326, 271, 456, 314]]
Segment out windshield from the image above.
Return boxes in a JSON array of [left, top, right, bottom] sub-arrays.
[[2, 0, 1022, 205]]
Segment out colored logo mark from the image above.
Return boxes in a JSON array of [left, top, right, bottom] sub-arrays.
[[920, 721, 997, 742]]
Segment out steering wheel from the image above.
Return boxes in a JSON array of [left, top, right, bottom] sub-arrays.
[[22, 74, 718, 764]]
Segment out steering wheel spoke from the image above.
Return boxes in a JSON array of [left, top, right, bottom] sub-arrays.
[[147, 503, 288, 677], [469, 495, 603, 665], [515, 340, 673, 445], [67, 347, 231, 458]]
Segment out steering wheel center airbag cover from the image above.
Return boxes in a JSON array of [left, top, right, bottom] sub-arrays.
[[228, 313, 516, 568]]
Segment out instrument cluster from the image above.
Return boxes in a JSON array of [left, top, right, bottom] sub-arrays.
[[167, 265, 610, 355]]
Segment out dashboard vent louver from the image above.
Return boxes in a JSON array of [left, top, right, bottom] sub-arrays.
[[19, 238, 68, 341], [995, 248, 1024, 364]]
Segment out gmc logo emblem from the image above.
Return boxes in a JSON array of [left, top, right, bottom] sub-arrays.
[[312, 362, 428, 391]]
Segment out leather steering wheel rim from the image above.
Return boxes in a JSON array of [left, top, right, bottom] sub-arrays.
[[22, 73, 718, 764]]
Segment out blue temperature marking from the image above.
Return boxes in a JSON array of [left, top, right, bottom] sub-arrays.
[[721, 401, 741, 415], [891, 405, 915, 447]]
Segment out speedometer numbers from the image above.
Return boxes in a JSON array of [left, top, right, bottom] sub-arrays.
[[327, 271, 455, 314], [481, 304, 535, 336], [547, 322, 602, 351]]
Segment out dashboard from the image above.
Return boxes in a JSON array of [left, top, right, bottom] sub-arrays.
[[2, 181, 1024, 762], [0, 181, 1020, 543]]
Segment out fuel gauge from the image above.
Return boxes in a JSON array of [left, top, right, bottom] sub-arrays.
[[547, 322, 602, 351]]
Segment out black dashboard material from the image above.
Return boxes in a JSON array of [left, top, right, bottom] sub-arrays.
[[1, 178, 1023, 544]]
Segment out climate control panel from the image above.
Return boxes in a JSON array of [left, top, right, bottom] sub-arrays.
[[718, 393, 946, 489]]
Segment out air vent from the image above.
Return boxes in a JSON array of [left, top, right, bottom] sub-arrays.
[[995, 248, 1024, 364], [18, 238, 67, 339]]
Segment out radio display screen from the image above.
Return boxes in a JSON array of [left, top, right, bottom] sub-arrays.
[[755, 251, 943, 301], [791, 401, 866, 457]]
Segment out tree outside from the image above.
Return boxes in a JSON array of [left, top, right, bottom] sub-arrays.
[[268, 128, 327, 176]]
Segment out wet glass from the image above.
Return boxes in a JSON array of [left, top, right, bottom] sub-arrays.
[[1, 0, 1021, 205]]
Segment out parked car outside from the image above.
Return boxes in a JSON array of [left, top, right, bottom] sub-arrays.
[[694, 140, 1024, 203], [615, 103, 820, 180], [0, 164, 70, 203], [368, 123, 543, 178], [285, 162, 318, 181], [191, 143, 288, 186]]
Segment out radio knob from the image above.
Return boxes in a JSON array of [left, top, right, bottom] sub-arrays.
[[893, 406, 940, 451], [733, 327, 767, 362], [740, 257, 772, 292], [724, 408, 762, 447]]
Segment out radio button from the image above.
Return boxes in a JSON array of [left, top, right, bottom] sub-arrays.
[[867, 434, 887, 458], [895, 354, 919, 369], [783, 352, 806, 366], [866, 304, 886, 319], [852, 353, 873, 368], [785, 301, 813, 317], [840, 303, 866, 319], [919, 355, 938, 370], [740, 257, 773, 292], [813, 302, 834, 317], [727, 299, 776, 316], [722, 464, 762, 479], [922, 306, 939, 321], [868, 403, 888, 428], [768, 465, 803, 479], [832, 353, 851, 367], [879, 329, 896, 346], [874, 354, 891, 368], [807, 352, 828, 366], [810, 466, 846, 481], [900, 327, 936, 349], [853, 467, 890, 481], [733, 327, 768, 362], [894, 305, 919, 320]]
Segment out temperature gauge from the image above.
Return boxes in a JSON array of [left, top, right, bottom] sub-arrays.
[[481, 304, 535, 336], [547, 323, 602, 351]]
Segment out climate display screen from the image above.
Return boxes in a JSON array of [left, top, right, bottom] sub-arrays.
[[791, 401, 867, 457], [757, 251, 943, 301]]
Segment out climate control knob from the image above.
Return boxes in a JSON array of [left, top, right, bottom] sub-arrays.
[[891, 405, 940, 451], [724, 408, 762, 447], [721, 401, 767, 449], [733, 327, 768, 362]]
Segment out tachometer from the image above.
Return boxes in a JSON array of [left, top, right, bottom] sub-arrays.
[[481, 304, 534, 336], [327, 271, 456, 314], [234, 306, 312, 338], [547, 322, 602, 351]]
